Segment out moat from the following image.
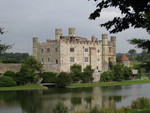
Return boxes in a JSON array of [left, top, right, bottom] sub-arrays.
[[0, 83, 150, 113]]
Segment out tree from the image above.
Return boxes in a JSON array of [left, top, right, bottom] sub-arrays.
[[89, 0, 150, 51], [70, 64, 82, 82], [0, 27, 11, 55], [19, 56, 43, 83], [113, 64, 124, 81], [41, 72, 57, 83], [55, 72, 72, 88], [82, 65, 94, 83], [128, 49, 136, 61]]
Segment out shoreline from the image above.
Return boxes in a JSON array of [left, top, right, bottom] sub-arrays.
[[0, 80, 150, 91], [67, 80, 150, 88], [0, 84, 48, 91]]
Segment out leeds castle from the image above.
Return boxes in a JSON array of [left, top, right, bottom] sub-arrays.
[[33, 28, 116, 73]]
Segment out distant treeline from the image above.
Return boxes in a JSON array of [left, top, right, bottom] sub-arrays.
[[0, 52, 30, 63]]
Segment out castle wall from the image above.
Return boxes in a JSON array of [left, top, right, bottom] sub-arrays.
[[0, 64, 21, 74]]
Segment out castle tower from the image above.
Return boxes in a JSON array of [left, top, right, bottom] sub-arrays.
[[33, 37, 38, 59], [111, 36, 116, 63], [102, 34, 108, 71], [55, 28, 62, 40], [68, 28, 76, 37]]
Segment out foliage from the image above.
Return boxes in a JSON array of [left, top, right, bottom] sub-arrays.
[[0, 52, 29, 63], [100, 71, 114, 82], [89, 0, 150, 33], [129, 39, 150, 52], [0, 27, 12, 55], [123, 66, 132, 80], [109, 61, 114, 70], [70, 64, 82, 82], [90, 106, 100, 113], [128, 49, 136, 61], [113, 64, 124, 81], [53, 101, 68, 113], [41, 72, 57, 83], [82, 65, 94, 83], [0, 76, 16, 87], [19, 56, 43, 84], [55, 72, 72, 88], [4, 70, 16, 77], [131, 97, 150, 109]]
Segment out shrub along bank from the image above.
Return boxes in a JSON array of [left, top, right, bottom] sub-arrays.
[[53, 97, 150, 113]]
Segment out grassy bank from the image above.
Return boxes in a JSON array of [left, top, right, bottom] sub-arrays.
[[0, 84, 47, 91], [68, 80, 150, 88], [76, 109, 150, 113]]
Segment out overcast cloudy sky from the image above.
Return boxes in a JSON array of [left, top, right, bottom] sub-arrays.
[[0, 0, 149, 54]]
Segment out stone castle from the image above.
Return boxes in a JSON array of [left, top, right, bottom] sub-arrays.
[[33, 28, 116, 73]]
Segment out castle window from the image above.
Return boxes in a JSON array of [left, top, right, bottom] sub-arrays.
[[85, 57, 88, 62], [85, 48, 88, 52], [56, 59, 58, 64], [41, 58, 44, 62], [97, 49, 100, 53], [48, 57, 50, 62], [98, 59, 100, 62], [70, 57, 74, 62], [55, 48, 58, 52], [47, 48, 50, 53], [41, 49, 44, 53], [97, 66, 99, 70], [70, 48, 74, 52], [109, 47, 112, 53]]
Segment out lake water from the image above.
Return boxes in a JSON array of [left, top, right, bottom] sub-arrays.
[[0, 83, 150, 113]]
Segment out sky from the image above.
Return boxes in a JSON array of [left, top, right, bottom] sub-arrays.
[[0, 0, 149, 55]]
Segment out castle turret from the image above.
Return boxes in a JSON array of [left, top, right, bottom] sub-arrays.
[[111, 36, 116, 63], [102, 34, 108, 71], [55, 28, 62, 40], [33, 37, 38, 59], [111, 36, 116, 46], [68, 28, 76, 37]]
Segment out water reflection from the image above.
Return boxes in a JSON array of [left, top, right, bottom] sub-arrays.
[[0, 83, 150, 113]]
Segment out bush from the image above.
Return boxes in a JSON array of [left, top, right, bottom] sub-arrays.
[[100, 71, 114, 82], [53, 101, 68, 113], [42, 72, 57, 83], [90, 106, 100, 113], [55, 72, 72, 88], [82, 65, 94, 83], [113, 64, 124, 81], [4, 70, 16, 77], [131, 97, 150, 109], [123, 67, 132, 80], [0, 76, 16, 87], [70, 64, 82, 83]]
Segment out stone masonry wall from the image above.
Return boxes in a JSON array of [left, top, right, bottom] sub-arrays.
[[0, 64, 21, 74]]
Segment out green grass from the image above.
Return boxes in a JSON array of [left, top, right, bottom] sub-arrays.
[[68, 80, 150, 88], [127, 109, 150, 113], [0, 84, 47, 91]]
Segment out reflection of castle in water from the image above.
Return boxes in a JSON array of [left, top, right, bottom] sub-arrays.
[[0, 86, 126, 113], [41, 87, 124, 113]]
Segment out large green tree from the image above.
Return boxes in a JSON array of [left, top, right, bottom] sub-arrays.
[[20, 56, 43, 83], [89, 0, 150, 51], [0, 27, 11, 55]]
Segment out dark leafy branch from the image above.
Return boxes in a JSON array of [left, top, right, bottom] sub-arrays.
[[89, 0, 150, 33]]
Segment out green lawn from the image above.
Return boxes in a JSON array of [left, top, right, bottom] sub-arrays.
[[0, 84, 47, 91], [68, 80, 150, 88], [127, 109, 150, 113]]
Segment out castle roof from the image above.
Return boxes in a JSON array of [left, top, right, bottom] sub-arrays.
[[121, 54, 129, 61]]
